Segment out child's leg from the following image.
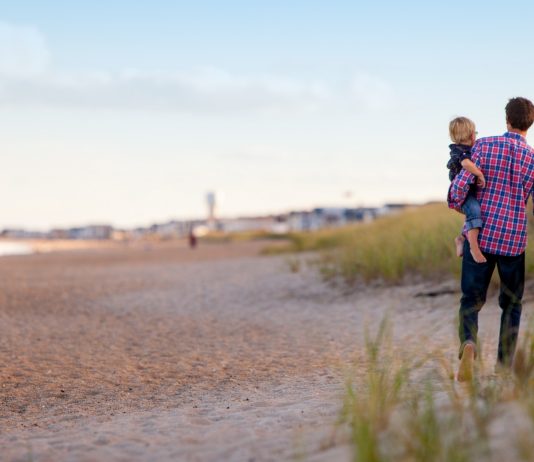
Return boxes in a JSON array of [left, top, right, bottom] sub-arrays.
[[462, 192, 486, 264], [455, 234, 465, 257], [466, 228, 486, 263]]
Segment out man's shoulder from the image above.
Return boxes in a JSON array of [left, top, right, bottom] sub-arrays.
[[474, 134, 533, 154], [505, 135, 534, 157], [475, 135, 508, 146], [516, 138, 534, 155], [471, 136, 505, 158]]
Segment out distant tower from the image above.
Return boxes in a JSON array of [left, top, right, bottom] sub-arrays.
[[206, 191, 216, 230]]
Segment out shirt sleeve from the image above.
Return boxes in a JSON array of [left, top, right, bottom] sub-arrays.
[[459, 152, 472, 162]]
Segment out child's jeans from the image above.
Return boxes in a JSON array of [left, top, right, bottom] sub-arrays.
[[462, 189, 482, 230]]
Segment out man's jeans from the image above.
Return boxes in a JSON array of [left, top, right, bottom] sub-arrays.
[[459, 240, 524, 366]]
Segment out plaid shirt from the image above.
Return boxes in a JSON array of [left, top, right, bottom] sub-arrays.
[[449, 132, 534, 256]]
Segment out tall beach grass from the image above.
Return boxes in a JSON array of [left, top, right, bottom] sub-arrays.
[[265, 203, 534, 284], [335, 319, 534, 462]]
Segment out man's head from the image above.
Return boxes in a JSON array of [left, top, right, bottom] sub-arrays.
[[449, 116, 476, 146], [506, 97, 534, 132]]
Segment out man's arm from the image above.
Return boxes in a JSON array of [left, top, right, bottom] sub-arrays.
[[460, 159, 485, 188]]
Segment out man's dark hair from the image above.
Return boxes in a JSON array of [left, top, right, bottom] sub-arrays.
[[505, 97, 534, 131]]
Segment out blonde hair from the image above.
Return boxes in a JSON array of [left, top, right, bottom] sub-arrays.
[[449, 116, 476, 144]]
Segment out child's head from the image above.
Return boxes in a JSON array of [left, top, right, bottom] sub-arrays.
[[449, 116, 476, 146]]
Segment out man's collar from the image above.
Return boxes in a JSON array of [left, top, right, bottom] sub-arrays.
[[504, 131, 527, 142]]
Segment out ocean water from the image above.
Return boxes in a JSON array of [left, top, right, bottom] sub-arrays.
[[0, 241, 33, 256]]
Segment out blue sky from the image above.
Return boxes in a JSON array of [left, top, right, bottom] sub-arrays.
[[1, 1, 533, 228]]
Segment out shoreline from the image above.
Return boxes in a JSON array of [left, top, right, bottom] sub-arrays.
[[0, 238, 122, 255]]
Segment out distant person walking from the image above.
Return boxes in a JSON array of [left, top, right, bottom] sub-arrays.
[[188, 228, 197, 249], [449, 97, 534, 381]]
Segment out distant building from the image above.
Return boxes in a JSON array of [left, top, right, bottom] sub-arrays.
[[74, 225, 113, 240], [219, 216, 280, 233], [111, 230, 128, 241], [48, 225, 113, 240], [1, 229, 47, 239], [287, 207, 379, 231], [49, 229, 70, 239], [1, 202, 416, 242], [376, 203, 410, 216], [287, 210, 321, 231]]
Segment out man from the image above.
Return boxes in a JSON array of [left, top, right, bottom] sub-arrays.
[[449, 97, 534, 381]]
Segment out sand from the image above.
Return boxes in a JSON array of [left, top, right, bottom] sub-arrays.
[[0, 240, 531, 461]]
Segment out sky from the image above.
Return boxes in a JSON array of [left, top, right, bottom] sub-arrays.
[[1, 0, 534, 229]]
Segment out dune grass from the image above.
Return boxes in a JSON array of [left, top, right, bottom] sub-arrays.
[[265, 203, 534, 284], [335, 320, 534, 462]]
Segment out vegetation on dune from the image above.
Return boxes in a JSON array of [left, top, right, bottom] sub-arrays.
[[265, 203, 534, 283], [333, 319, 534, 462]]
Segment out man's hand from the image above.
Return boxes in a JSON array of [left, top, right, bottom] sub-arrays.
[[476, 174, 486, 188]]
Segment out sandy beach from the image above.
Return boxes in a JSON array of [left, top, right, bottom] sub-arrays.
[[1, 241, 531, 461]]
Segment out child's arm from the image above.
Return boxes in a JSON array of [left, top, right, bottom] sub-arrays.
[[460, 158, 486, 188]]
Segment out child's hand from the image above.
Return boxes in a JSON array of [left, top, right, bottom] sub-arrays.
[[476, 175, 486, 188]]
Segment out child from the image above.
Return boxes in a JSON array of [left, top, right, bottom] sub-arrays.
[[447, 116, 487, 263]]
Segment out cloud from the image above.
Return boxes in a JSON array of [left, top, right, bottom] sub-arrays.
[[350, 73, 394, 111], [0, 21, 392, 115], [0, 21, 49, 78], [0, 66, 332, 114]]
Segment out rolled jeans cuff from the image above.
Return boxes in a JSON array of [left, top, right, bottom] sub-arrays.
[[464, 217, 483, 231]]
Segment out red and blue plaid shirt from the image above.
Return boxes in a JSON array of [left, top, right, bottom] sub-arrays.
[[449, 132, 534, 256]]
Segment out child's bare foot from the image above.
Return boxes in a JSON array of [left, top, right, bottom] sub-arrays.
[[466, 228, 486, 263], [457, 342, 475, 382], [454, 235, 465, 257], [470, 246, 487, 264]]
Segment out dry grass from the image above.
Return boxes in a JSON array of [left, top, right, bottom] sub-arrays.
[[336, 319, 534, 462], [264, 204, 463, 283], [265, 203, 534, 284]]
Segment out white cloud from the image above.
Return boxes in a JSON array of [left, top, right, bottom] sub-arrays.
[[350, 73, 394, 111], [0, 67, 332, 114], [0, 21, 392, 115], [0, 21, 49, 77]]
